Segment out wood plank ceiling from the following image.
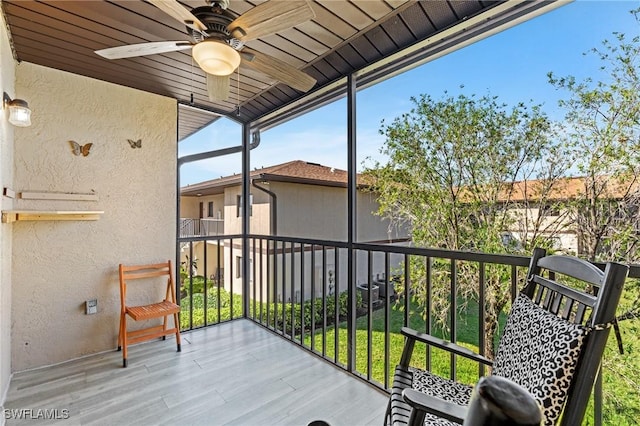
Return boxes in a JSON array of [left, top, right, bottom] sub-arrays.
[[3, 0, 521, 141]]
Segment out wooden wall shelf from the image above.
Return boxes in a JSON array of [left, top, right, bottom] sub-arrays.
[[1, 210, 104, 223]]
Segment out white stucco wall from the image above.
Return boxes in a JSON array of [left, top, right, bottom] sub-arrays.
[[11, 63, 177, 371], [0, 10, 16, 409]]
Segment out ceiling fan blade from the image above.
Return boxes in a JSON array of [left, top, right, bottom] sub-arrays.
[[148, 0, 207, 33], [95, 41, 192, 59], [241, 48, 316, 92], [228, 0, 315, 42], [207, 73, 230, 101]]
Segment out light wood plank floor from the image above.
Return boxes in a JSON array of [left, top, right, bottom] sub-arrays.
[[4, 320, 388, 426]]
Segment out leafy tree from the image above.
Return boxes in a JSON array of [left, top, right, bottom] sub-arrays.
[[548, 10, 640, 422], [365, 92, 568, 357], [548, 14, 640, 264]]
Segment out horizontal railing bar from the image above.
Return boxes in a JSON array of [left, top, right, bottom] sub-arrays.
[[249, 235, 531, 267], [353, 243, 532, 267], [178, 234, 243, 243], [248, 234, 350, 248], [180, 233, 640, 278]]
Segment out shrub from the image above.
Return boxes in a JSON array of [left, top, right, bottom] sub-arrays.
[[254, 290, 361, 335], [180, 287, 242, 329]]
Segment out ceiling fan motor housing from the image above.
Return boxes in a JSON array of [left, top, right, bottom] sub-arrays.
[[188, 6, 244, 50]]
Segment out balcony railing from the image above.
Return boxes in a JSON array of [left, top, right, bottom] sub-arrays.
[[177, 233, 640, 425], [179, 218, 224, 237]]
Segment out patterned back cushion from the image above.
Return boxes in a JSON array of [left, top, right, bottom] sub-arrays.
[[492, 293, 590, 425]]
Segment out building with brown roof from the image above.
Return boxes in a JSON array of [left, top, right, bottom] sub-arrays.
[[180, 161, 408, 302], [498, 175, 639, 256]]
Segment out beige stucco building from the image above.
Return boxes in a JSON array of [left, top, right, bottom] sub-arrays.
[[179, 161, 409, 303], [497, 176, 640, 257]]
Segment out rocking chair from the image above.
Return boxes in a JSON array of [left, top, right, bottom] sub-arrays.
[[385, 248, 628, 425]]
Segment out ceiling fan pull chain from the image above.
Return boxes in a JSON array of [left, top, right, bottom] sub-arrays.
[[190, 56, 195, 105]]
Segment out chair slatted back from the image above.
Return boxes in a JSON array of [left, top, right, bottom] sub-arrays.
[[119, 261, 176, 308], [522, 248, 628, 425]]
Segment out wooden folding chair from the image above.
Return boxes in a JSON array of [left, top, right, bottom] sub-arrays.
[[117, 260, 181, 367]]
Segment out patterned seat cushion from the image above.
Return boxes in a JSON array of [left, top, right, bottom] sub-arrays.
[[492, 293, 590, 425], [412, 368, 473, 426], [387, 365, 471, 426], [411, 368, 473, 406]]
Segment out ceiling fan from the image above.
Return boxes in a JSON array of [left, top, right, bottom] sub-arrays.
[[95, 0, 317, 102]]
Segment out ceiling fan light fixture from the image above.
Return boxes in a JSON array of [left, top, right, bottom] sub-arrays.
[[192, 40, 241, 76]]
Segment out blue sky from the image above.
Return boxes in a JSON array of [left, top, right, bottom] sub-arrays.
[[179, 0, 640, 185]]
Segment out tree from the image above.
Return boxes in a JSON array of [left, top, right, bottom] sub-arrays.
[[548, 10, 640, 422], [548, 16, 640, 264], [365, 92, 569, 357]]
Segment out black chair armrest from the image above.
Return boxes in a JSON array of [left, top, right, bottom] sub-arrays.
[[401, 327, 493, 366], [402, 388, 467, 424]]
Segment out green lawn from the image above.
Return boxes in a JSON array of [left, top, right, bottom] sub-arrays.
[[301, 297, 495, 387]]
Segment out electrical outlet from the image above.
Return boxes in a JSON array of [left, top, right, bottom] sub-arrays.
[[86, 299, 98, 315]]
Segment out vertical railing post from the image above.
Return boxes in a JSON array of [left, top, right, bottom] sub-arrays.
[[426, 256, 432, 371], [203, 240, 209, 327], [334, 248, 340, 365], [188, 241, 194, 330], [230, 237, 234, 319], [311, 244, 316, 352], [267, 239, 272, 328], [322, 245, 327, 357], [242, 123, 251, 318], [346, 72, 357, 372], [253, 237, 257, 320], [384, 252, 391, 388], [259, 238, 263, 323], [217, 237, 221, 324], [478, 262, 486, 377], [300, 243, 306, 344], [282, 241, 287, 336], [367, 250, 373, 380], [450, 259, 457, 380], [290, 242, 295, 339]]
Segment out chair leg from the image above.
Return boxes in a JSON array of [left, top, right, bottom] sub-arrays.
[[162, 315, 168, 341], [117, 312, 124, 351], [121, 314, 128, 368], [174, 312, 182, 352], [383, 399, 392, 426]]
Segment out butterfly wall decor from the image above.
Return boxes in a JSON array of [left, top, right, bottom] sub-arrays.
[[69, 140, 92, 157], [127, 139, 142, 149]]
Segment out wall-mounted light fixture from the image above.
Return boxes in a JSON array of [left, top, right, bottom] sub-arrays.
[[3, 92, 31, 127]]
